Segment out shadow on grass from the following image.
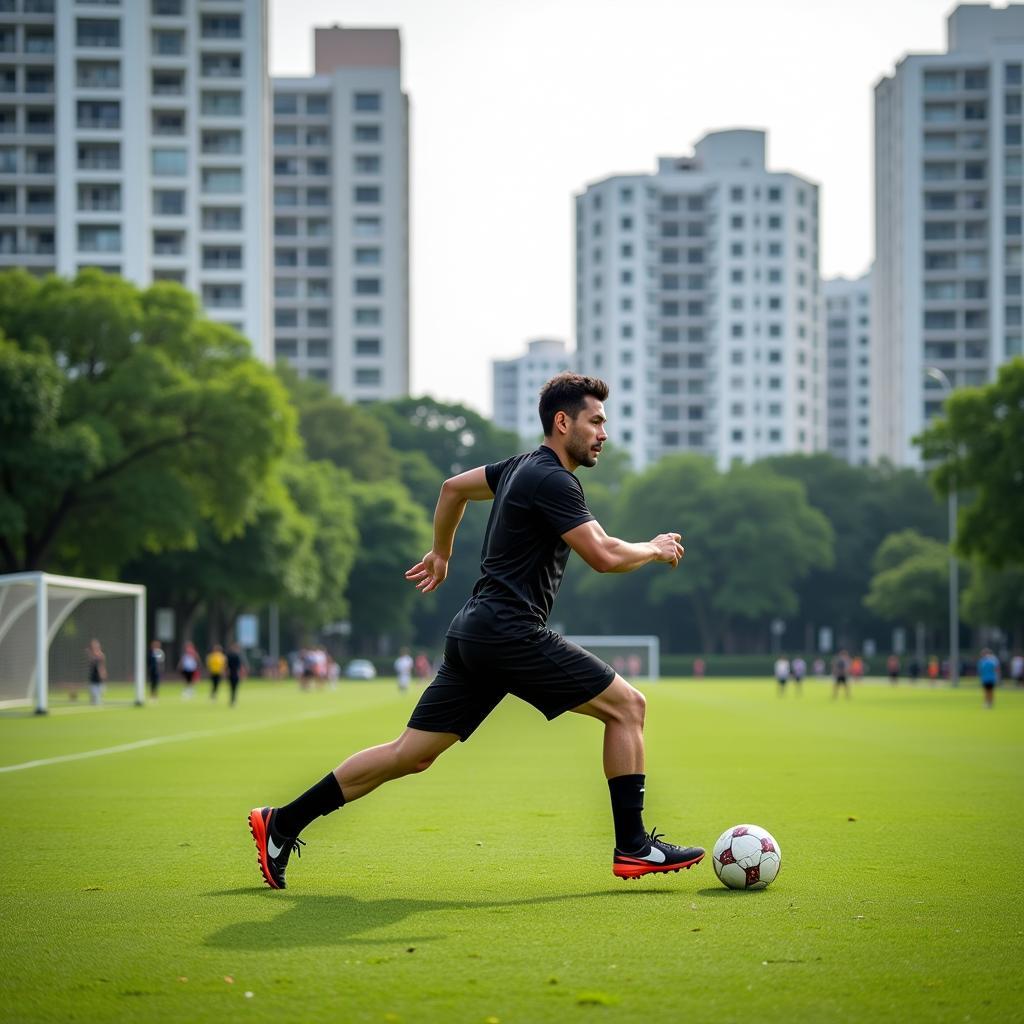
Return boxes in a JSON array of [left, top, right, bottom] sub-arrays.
[[202, 886, 679, 950]]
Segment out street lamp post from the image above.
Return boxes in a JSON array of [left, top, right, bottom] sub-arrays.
[[925, 367, 959, 687]]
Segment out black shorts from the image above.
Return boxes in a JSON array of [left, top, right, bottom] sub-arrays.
[[409, 632, 616, 741], [835, 675, 848, 684]]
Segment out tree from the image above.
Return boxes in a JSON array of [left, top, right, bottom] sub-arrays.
[[345, 480, 432, 651], [375, 396, 520, 477], [962, 562, 1024, 648], [916, 358, 1024, 569], [765, 454, 945, 647], [579, 456, 833, 652], [0, 270, 295, 575], [277, 365, 400, 483], [863, 530, 952, 636]]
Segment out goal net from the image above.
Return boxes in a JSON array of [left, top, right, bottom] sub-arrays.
[[564, 635, 660, 681], [0, 573, 145, 713]]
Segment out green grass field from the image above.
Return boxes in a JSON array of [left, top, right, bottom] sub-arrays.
[[1, 677, 1021, 1023]]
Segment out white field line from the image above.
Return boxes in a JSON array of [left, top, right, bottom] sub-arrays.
[[0, 706, 347, 774]]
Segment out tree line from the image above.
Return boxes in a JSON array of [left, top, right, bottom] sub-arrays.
[[1, 270, 1021, 662]]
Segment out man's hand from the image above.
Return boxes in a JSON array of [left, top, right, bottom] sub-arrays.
[[650, 532, 685, 568], [405, 550, 449, 593]]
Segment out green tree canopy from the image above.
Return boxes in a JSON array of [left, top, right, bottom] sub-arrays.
[[375, 396, 520, 477], [577, 455, 834, 652], [916, 358, 1024, 569], [864, 530, 952, 629], [346, 480, 432, 650], [0, 270, 295, 575], [764, 454, 945, 643], [278, 365, 400, 483]]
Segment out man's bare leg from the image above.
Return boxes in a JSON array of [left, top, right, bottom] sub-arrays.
[[571, 675, 704, 877], [334, 728, 460, 801], [250, 728, 458, 889], [571, 674, 646, 777]]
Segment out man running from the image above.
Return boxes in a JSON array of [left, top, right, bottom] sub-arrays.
[[249, 373, 704, 888]]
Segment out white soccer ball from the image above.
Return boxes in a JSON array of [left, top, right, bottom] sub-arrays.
[[712, 824, 782, 890]]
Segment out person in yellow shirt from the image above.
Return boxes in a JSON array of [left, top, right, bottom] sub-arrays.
[[207, 644, 227, 700]]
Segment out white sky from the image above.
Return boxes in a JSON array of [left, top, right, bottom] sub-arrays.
[[270, 0, 959, 415]]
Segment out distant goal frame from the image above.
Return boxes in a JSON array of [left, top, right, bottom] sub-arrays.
[[0, 572, 146, 714], [564, 635, 660, 681]]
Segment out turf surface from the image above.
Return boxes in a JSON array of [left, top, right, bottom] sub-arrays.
[[0, 677, 1021, 1023]]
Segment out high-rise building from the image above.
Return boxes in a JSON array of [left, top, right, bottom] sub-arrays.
[[824, 272, 872, 466], [271, 26, 409, 399], [873, 3, 1024, 465], [0, 0, 271, 355], [575, 129, 823, 470], [492, 338, 572, 442]]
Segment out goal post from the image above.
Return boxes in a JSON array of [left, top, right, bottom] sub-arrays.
[[0, 572, 146, 713], [564, 635, 660, 681]]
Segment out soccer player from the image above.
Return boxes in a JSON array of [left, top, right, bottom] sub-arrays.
[[774, 655, 790, 695], [977, 647, 1000, 709], [249, 373, 705, 889]]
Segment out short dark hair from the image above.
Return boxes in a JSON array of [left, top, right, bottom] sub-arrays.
[[538, 372, 609, 435]]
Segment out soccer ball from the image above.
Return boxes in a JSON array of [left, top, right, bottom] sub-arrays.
[[712, 824, 782, 890]]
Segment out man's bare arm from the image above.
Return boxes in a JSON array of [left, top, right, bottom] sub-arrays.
[[562, 520, 684, 574], [405, 466, 494, 593]]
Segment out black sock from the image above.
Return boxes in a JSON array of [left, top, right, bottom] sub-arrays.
[[608, 773, 647, 852], [274, 773, 346, 838]]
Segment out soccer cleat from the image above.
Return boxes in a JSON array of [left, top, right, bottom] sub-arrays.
[[248, 806, 305, 890], [613, 828, 705, 879]]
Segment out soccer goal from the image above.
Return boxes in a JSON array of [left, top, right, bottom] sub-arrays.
[[0, 573, 146, 713], [564, 635, 660, 681]]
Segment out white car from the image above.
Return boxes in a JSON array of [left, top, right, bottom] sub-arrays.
[[344, 659, 377, 680]]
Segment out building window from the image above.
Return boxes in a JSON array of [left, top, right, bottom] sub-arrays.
[[201, 14, 242, 39], [78, 224, 121, 252], [77, 100, 119, 129], [355, 155, 381, 174], [354, 308, 381, 325], [153, 189, 184, 216], [355, 277, 381, 295], [354, 247, 380, 265], [354, 92, 382, 112], [355, 186, 381, 204], [354, 123, 380, 142], [201, 91, 242, 117], [77, 18, 120, 48], [355, 367, 381, 386], [355, 337, 380, 356], [152, 148, 187, 176], [202, 168, 242, 194], [152, 29, 184, 55], [203, 206, 242, 230], [306, 94, 328, 115], [274, 93, 298, 115]]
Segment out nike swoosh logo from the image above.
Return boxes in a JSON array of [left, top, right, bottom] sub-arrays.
[[267, 835, 283, 858], [638, 846, 665, 863]]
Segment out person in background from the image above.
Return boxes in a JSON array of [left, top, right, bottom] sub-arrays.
[[812, 657, 825, 677], [977, 647, 1000, 709], [887, 653, 900, 684], [207, 644, 227, 700], [179, 641, 200, 699], [87, 638, 106, 706], [1010, 651, 1023, 688], [851, 655, 864, 682], [394, 647, 414, 694], [774, 654, 790, 696], [927, 655, 940, 684], [226, 642, 248, 707], [790, 655, 806, 695], [147, 640, 164, 700], [908, 657, 921, 683], [832, 649, 851, 700], [692, 658, 705, 679], [414, 652, 432, 681]]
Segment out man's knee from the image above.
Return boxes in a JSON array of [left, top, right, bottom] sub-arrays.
[[589, 678, 646, 727], [391, 731, 453, 776]]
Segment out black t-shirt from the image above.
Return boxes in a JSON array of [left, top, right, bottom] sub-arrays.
[[447, 446, 595, 642]]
